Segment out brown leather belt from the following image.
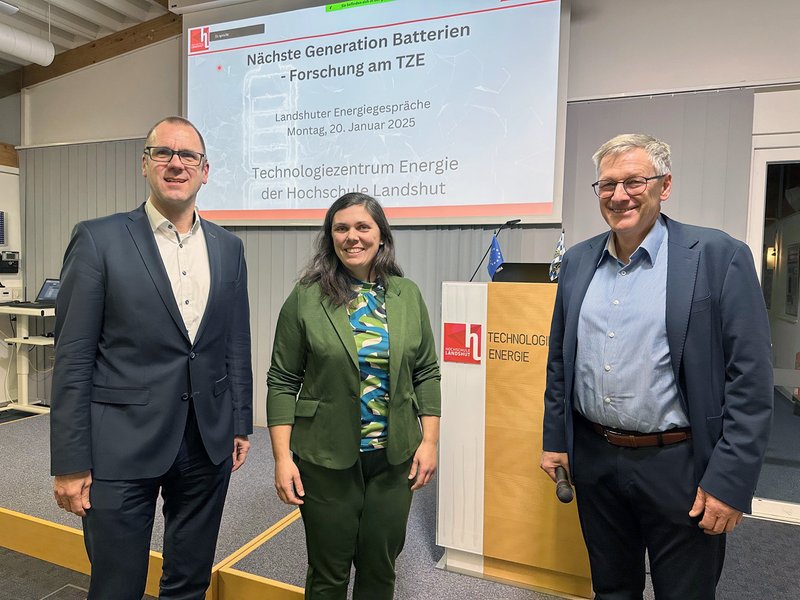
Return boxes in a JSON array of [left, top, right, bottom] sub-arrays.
[[590, 421, 692, 448]]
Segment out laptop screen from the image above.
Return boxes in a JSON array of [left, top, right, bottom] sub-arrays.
[[36, 279, 60, 302]]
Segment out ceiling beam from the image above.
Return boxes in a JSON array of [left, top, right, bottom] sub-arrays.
[[0, 142, 19, 168], [18, 0, 102, 42], [0, 69, 21, 99], [0, 12, 182, 101], [94, 0, 153, 22], [45, 0, 129, 33], [0, 10, 180, 100], [0, 14, 79, 49], [21, 12, 181, 88]]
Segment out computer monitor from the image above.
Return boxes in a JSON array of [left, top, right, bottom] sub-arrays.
[[491, 263, 552, 283]]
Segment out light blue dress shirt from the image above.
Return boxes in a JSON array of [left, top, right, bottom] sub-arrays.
[[574, 216, 689, 432]]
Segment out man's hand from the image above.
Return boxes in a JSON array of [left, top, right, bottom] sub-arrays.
[[274, 458, 304, 506], [689, 487, 743, 534], [409, 440, 437, 491], [540, 451, 570, 483], [232, 435, 250, 471], [53, 471, 92, 517]]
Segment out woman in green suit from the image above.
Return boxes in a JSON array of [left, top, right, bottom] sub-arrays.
[[267, 192, 441, 600]]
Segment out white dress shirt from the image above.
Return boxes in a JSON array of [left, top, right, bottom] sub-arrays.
[[145, 199, 210, 343]]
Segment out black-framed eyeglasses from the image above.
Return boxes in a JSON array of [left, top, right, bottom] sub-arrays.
[[144, 146, 205, 167], [591, 175, 666, 199]]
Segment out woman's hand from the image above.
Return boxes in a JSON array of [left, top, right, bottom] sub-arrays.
[[269, 424, 304, 505], [274, 457, 305, 505], [409, 440, 437, 491]]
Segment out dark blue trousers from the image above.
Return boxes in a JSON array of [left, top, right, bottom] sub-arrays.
[[572, 414, 725, 600], [82, 405, 232, 600]]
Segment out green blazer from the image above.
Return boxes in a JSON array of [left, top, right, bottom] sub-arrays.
[[267, 276, 441, 469]]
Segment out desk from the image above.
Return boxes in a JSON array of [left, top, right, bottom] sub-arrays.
[[0, 305, 54, 414]]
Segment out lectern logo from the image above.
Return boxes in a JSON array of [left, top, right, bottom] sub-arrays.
[[189, 27, 210, 54], [443, 323, 482, 364]]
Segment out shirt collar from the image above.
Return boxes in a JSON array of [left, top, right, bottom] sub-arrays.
[[349, 275, 384, 291], [600, 214, 666, 267], [145, 199, 201, 236]]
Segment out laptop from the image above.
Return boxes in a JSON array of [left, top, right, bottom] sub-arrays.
[[11, 278, 61, 309]]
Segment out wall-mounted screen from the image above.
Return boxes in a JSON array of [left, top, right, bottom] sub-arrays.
[[186, 0, 564, 225]]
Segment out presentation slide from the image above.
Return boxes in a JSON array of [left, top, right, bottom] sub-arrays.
[[187, 0, 562, 224]]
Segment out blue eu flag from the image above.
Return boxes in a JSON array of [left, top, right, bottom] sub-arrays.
[[487, 235, 504, 278]]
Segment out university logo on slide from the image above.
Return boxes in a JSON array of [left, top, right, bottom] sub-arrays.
[[443, 323, 482, 364], [189, 27, 210, 54]]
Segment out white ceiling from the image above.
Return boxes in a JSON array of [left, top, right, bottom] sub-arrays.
[[0, 0, 169, 75]]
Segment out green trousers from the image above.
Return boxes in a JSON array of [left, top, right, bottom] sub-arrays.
[[296, 449, 414, 600]]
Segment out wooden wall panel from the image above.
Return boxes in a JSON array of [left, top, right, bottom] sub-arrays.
[[483, 283, 590, 596]]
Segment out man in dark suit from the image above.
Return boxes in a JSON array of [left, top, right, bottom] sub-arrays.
[[50, 116, 253, 600], [541, 133, 772, 599]]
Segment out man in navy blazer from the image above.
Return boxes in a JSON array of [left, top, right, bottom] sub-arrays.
[[50, 117, 253, 600], [541, 134, 772, 599]]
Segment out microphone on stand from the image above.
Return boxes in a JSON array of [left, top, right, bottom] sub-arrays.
[[469, 219, 521, 282]]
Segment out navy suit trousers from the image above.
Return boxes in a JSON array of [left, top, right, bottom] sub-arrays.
[[82, 403, 232, 600], [572, 413, 725, 600]]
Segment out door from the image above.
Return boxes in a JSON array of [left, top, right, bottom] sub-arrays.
[[749, 145, 800, 523]]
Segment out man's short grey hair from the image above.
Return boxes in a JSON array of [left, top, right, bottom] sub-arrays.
[[592, 133, 671, 177]]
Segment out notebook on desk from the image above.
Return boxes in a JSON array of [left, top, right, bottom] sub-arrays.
[[7, 278, 61, 309]]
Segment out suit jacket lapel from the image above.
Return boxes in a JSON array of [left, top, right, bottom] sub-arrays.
[[664, 217, 700, 382], [126, 205, 190, 342], [385, 280, 405, 402], [322, 297, 359, 371], [194, 222, 219, 343]]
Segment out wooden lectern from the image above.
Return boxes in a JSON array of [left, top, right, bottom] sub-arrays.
[[437, 281, 591, 598]]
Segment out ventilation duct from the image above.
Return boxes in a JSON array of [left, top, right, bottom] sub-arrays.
[[0, 21, 55, 67]]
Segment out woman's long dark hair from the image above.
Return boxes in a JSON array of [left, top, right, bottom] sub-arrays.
[[299, 193, 403, 306]]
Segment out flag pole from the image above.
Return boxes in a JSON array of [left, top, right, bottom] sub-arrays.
[[468, 219, 520, 282], [468, 228, 499, 283]]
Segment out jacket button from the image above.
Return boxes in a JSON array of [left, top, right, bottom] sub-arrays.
[[189, 352, 196, 359], [181, 393, 190, 401]]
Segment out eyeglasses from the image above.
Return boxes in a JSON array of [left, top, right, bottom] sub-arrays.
[[591, 175, 666, 199], [144, 146, 205, 167]]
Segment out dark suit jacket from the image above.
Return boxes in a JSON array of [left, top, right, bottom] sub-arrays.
[[543, 215, 773, 513], [50, 204, 253, 480], [266, 277, 441, 470]]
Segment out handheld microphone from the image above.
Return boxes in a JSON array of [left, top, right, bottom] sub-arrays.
[[468, 218, 521, 282], [555, 466, 574, 503]]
